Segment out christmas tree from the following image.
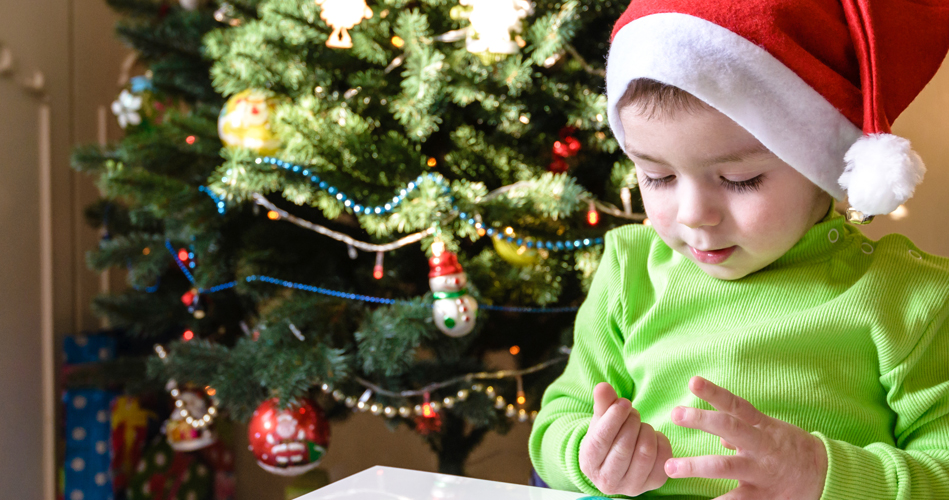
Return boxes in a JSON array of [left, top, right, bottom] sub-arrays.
[[74, 0, 643, 477]]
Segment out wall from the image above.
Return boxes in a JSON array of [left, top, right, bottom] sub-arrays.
[[0, 1, 127, 498], [857, 53, 949, 257]]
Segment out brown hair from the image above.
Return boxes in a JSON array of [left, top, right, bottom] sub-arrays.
[[617, 78, 709, 119]]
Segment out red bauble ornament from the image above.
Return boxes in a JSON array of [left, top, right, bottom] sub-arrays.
[[558, 126, 577, 139], [247, 398, 330, 476], [552, 137, 581, 158], [552, 140, 570, 157], [548, 158, 569, 173]]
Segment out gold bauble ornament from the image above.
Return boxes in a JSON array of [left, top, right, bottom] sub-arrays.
[[491, 237, 537, 267], [218, 89, 281, 154]]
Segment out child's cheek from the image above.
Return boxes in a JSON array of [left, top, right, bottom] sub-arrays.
[[642, 194, 676, 233]]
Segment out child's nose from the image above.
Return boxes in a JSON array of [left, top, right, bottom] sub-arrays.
[[676, 186, 722, 229]]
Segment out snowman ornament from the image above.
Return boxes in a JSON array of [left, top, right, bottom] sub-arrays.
[[429, 241, 478, 337]]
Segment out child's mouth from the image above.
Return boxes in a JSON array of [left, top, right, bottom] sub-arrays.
[[689, 245, 737, 264]]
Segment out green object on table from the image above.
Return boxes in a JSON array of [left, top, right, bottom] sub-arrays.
[[285, 468, 330, 500]]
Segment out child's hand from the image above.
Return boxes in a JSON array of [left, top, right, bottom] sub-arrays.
[[579, 382, 673, 496], [665, 376, 828, 500]]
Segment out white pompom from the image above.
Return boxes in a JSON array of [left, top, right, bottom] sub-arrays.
[[838, 133, 925, 216]]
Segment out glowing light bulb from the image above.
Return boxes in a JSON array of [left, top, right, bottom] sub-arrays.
[[183, 330, 194, 341], [267, 210, 280, 220], [373, 252, 384, 279], [509, 345, 520, 355], [586, 202, 599, 226], [186, 135, 196, 145]]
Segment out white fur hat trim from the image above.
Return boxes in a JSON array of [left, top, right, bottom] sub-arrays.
[[838, 133, 926, 216]]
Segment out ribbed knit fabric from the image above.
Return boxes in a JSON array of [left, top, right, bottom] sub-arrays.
[[529, 204, 949, 499]]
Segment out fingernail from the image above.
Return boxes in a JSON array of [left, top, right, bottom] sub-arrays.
[[672, 406, 685, 422], [666, 460, 677, 475]]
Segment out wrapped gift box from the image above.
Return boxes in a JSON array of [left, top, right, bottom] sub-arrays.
[[64, 334, 116, 364], [64, 389, 116, 500]]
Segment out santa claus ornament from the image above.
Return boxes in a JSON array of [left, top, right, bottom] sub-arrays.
[[605, 0, 949, 224], [429, 240, 478, 337], [248, 398, 330, 477], [164, 387, 217, 452]]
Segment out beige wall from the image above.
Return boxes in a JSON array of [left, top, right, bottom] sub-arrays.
[[857, 54, 949, 256], [0, 0, 130, 498]]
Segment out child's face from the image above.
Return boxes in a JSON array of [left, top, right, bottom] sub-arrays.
[[619, 103, 831, 280]]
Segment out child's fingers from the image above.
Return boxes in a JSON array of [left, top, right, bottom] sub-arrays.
[[593, 382, 619, 420], [581, 398, 631, 471], [618, 421, 659, 493], [643, 431, 672, 490], [720, 437, 736, 450], [598, 408, 642, 482]]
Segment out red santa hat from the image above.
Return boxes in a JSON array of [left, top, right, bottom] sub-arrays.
[[607, 0, 949, 220], [429, 251, 464, 278]]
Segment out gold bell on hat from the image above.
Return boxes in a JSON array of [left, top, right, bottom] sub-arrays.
[[846, 208, 874, 225]]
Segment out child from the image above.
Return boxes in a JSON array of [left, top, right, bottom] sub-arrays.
[[528, 1, 949, 498]]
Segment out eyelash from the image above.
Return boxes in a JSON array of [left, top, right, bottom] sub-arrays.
[[639, 174, 765, 193]]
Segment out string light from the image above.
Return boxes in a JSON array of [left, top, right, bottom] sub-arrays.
[[142, 247, 151, 255], [509, 345, 520, 355], [462, 212, 604, 252], [254, 156, 609, 252], [186, 135, 196, 145], [391, 35, 405, 48], [255, 157, 449, 216], [422, 393, 435, 418], [267, 210, 280, 220], [183, 330, 194, 341], [426, 157, 437, 167], [198, 186, 226, 214], [164, 240, 579, 313], [373, 251, 384, 280], [587, 201, 600, 226]]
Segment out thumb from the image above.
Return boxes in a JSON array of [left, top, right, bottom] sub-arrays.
[[592, 382, 619, 420]]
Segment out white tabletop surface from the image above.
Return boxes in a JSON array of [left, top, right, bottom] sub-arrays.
[[297, 466, 598, 500]]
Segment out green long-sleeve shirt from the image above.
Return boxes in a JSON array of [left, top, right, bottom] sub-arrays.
[[529, 205, 949, 499]]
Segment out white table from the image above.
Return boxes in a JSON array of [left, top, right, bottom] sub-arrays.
[[297, 466, 597, 500]]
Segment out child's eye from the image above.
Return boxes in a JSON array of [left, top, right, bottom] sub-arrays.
[[639, 174, 674, 189], [721, 174, 765, 193]]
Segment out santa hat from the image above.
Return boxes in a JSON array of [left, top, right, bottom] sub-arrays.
[[606, 0, 949, 221], [429, 251, 464, 278]]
